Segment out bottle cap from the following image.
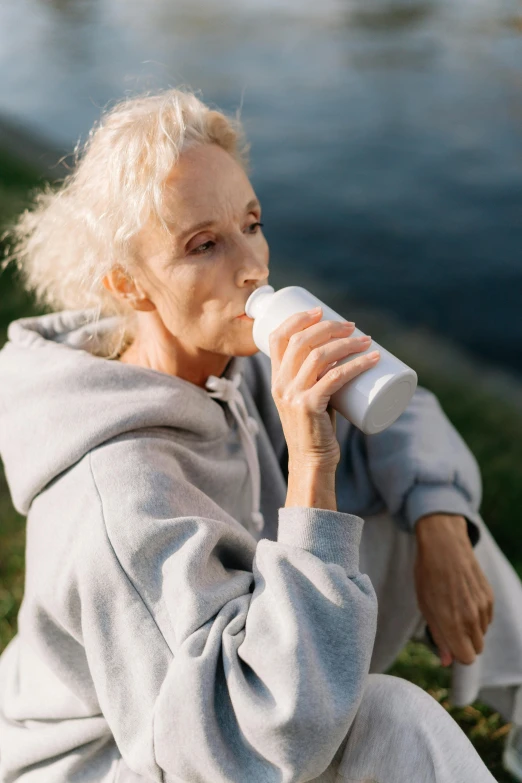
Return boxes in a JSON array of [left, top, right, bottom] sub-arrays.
[[245, 285, 275, 319]]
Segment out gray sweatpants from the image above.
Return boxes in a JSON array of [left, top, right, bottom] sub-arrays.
[[311, 673, 497, 782], [359, 509, 522, 724], [116, 672, 498, 783]]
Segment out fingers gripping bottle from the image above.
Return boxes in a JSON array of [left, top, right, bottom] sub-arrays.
[[245, 285, 418, 435]]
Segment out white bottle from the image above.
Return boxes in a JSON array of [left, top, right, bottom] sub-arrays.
[[245, 284, 418, 435]]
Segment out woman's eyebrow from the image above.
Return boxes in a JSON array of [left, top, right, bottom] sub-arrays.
[[177, 199, 261, 242]]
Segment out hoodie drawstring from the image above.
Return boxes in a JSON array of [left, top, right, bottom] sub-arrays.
[[205, 372, 264, 534]]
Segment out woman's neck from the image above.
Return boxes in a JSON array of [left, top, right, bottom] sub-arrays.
[[115, 335, 231, 388]]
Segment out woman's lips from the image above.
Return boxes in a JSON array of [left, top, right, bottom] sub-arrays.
[[236, 313, 253, 320]]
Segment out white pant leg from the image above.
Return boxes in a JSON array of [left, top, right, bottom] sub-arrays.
[[358, 511, 522, 723], [357, 511, 421, 675], [311, 674, 497, 783]]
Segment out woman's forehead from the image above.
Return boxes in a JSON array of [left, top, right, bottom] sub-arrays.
[[163, 146, 257, 227]]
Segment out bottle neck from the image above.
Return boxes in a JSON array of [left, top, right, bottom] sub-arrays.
[[245, 285, 275, 319]]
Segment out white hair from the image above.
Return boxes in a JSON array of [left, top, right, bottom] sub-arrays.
[[1, 87, 250, 358]]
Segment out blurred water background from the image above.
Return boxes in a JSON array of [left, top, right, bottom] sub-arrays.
[[1, 0, 521, 376]]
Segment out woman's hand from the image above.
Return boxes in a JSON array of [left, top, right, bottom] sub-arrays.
[[269, 307, 380, 472], [415, 513, 495, 666]]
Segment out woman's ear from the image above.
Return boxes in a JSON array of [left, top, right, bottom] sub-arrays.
[[102, 266, 156, 311]]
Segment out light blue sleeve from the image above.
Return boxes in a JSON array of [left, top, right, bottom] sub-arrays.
[[335, 385, 483, 541]]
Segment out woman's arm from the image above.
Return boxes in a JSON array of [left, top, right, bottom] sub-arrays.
[[337, 385, 483, 539], [82, 436, 377, 783], [244, 350, 483, 540]]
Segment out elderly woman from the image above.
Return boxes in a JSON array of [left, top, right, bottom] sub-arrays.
[[0, 89, 501, 782]]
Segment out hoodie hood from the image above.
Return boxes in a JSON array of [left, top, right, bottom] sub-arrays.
[[0, 308, 246, 516]]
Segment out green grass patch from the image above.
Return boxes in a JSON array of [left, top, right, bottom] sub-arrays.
[[388, 643, 516, 781], [0, 469, 25, 651], [0, 148, 49, 234], [0, 149, 48, 343]]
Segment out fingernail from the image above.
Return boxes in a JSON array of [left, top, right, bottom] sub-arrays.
[[307, 307, 322, 315]]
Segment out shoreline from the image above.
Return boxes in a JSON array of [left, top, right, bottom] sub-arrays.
[[2, 112, 522, 413], [0, 113, 70, 179]]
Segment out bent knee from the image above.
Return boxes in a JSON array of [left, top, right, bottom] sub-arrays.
[[359, 673, 443, 730]]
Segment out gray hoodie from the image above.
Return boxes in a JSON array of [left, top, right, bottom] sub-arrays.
[[0, 309, 483, 783]]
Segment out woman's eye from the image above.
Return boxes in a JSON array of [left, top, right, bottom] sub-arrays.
[[190, 240, 215, 255], [246, 222, 264, 234], [189, 223, 263, 255]]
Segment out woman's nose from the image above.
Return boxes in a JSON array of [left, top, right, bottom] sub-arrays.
[[237, 261, 268, 289], [234, 241, 268, 286]]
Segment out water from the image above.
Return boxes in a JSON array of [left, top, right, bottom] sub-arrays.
[[1, 0, 521, 375]]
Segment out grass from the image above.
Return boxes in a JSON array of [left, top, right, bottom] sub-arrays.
[[388, 642, 515, 780], [0, 469, 25, 652], [0, 148, 520, 780]]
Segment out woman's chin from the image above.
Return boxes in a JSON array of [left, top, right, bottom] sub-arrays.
[[226, 331, 260, 357], [236, 340, 261, 357], [213, 317, 258, 357]]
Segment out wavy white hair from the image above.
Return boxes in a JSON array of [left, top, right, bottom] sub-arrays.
[[1, 87, 250, 358]]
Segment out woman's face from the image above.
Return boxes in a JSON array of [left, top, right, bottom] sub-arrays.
[[130, 143, 270, 360]]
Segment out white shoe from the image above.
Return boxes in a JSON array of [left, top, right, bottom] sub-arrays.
[[503, 724, 522, 782]]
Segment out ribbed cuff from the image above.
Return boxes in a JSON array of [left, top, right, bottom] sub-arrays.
[[277, 507, 364, 575], [405, 483, 481, 545]]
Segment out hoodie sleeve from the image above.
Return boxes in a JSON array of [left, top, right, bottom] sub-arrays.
[[84, 437, 377, 783], [335, 385, 483, 542]]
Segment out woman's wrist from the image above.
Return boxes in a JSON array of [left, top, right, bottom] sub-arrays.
[[415, 513, 469, 548], [286, 464, 337, 511]]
